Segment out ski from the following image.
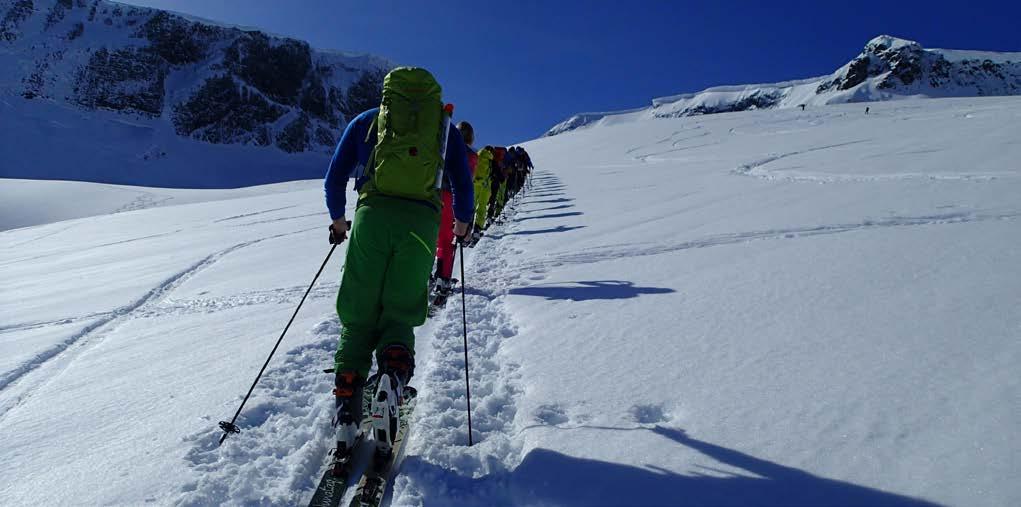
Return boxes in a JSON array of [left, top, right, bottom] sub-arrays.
[[348, 384, 417, 507], [308, 375, 379, 507], [307, 438, 362, 507]]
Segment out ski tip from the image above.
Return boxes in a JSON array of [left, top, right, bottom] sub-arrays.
[[444, 103, 455, 114]]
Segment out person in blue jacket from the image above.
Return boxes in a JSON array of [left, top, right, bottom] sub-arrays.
[[323, 93, 474, 450]]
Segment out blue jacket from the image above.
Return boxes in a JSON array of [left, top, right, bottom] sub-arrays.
[[324, 108, 474, 222]]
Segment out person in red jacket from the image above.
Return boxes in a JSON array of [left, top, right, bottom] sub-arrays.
[[432, 121, 477, 306]]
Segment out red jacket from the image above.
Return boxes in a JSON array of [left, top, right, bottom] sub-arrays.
[[467, 148, 478, 176]]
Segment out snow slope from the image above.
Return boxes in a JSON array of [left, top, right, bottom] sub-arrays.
[[0, 178, 311, 231], [545, 36, 1021, 136], [2, 96, 1019, 506]]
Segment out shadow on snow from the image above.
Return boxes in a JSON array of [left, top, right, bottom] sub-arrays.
[[522, 197, 575, 205], [513, 211, 584, 222], [486, 225, 586, 239], [518, 204, 576, 213], [400, 426, 942, 507], [509, 280, 675, 301]]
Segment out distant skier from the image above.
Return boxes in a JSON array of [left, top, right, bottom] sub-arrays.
[[512, 147, 529, 196], [487, 147, 507, 227], [492, 147, 513, 220], [518, 147, 534, 188], [470, 146, 494, 246], [431, 121, 478, 306], [865, 106, 870, 115], [505, 147, 520, 200], [322, 67, 473, 460]]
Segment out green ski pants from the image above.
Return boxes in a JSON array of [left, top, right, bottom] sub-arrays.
[[335, 196, 440, 379], [473, 177, 491, 227], [495, 183, 508, 217]]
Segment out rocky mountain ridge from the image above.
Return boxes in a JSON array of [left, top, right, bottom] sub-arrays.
[[546, 35, 1021, 136], [0, 0, 392, 154]]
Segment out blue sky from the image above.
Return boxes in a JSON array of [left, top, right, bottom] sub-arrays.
[[123, 0, 1021, 146]]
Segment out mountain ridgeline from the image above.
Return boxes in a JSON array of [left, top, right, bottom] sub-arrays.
[[545, 35, 1021, 136]]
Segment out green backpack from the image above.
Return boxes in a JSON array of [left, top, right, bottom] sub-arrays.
[[361, 67, 449, 206]]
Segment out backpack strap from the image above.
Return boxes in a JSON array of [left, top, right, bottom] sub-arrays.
[[364, 115, 378, 144], [362, 115, 380, 183]]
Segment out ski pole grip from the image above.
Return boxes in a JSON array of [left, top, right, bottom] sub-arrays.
[[328, 220, 353, 245]]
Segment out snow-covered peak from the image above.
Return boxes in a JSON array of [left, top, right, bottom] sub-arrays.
[[545, 35, 1021, 136], [865, 34, 921, 52]]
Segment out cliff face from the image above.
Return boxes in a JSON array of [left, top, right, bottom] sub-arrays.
[[815, 36, 1021, 97], [1, 0, 392, 154]]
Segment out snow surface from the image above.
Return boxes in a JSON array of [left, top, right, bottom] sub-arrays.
[[2, 96, 1020, 506], [0, 178, 312, 231]]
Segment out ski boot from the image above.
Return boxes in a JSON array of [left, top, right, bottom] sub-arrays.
[[430, 276, 458, 310], [369, 345, 414, 456], [467, 226, 484, 248], [330, 371, 363, 476]]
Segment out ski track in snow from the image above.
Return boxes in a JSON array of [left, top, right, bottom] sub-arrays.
[[391, 176, 572, 505], [0, 241, 256, 423], [1, 223, 79, 249], [172, 175, 554, 506], [516, 209, 1020, 272], [175, 174, 555, 505], [113, 190, 174, 213], [213, 205, 299, 223], [177, 321, 340, 506], [625, 125, 709, 157], [733, 139, 1020, 183], [138, 284, 340, 319], [0, 229, 313, 425], [236, 211, 327, 227], [628, 129, 721, 162], [0, 229, 187, 267], [0, 311, 114, 334]]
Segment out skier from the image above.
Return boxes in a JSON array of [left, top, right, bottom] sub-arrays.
[[505, 147, 521, 200], [511, 147, 527, 197], [322, 67, 473, 463], [431, 121, 478, 307], [487, 147, 507, 227], [520, 147, 534, 187], [492, 147, 513, 220], [470, 146, 494, 246]]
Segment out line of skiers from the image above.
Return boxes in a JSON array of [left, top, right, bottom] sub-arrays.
[[321, 67, 533, 472], [434, 141, 533, 306], [469, 145, 533, 246]]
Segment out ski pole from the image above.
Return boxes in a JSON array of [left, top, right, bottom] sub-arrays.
[[217, 224, 347, 445], [458, 239, 474, 446]]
